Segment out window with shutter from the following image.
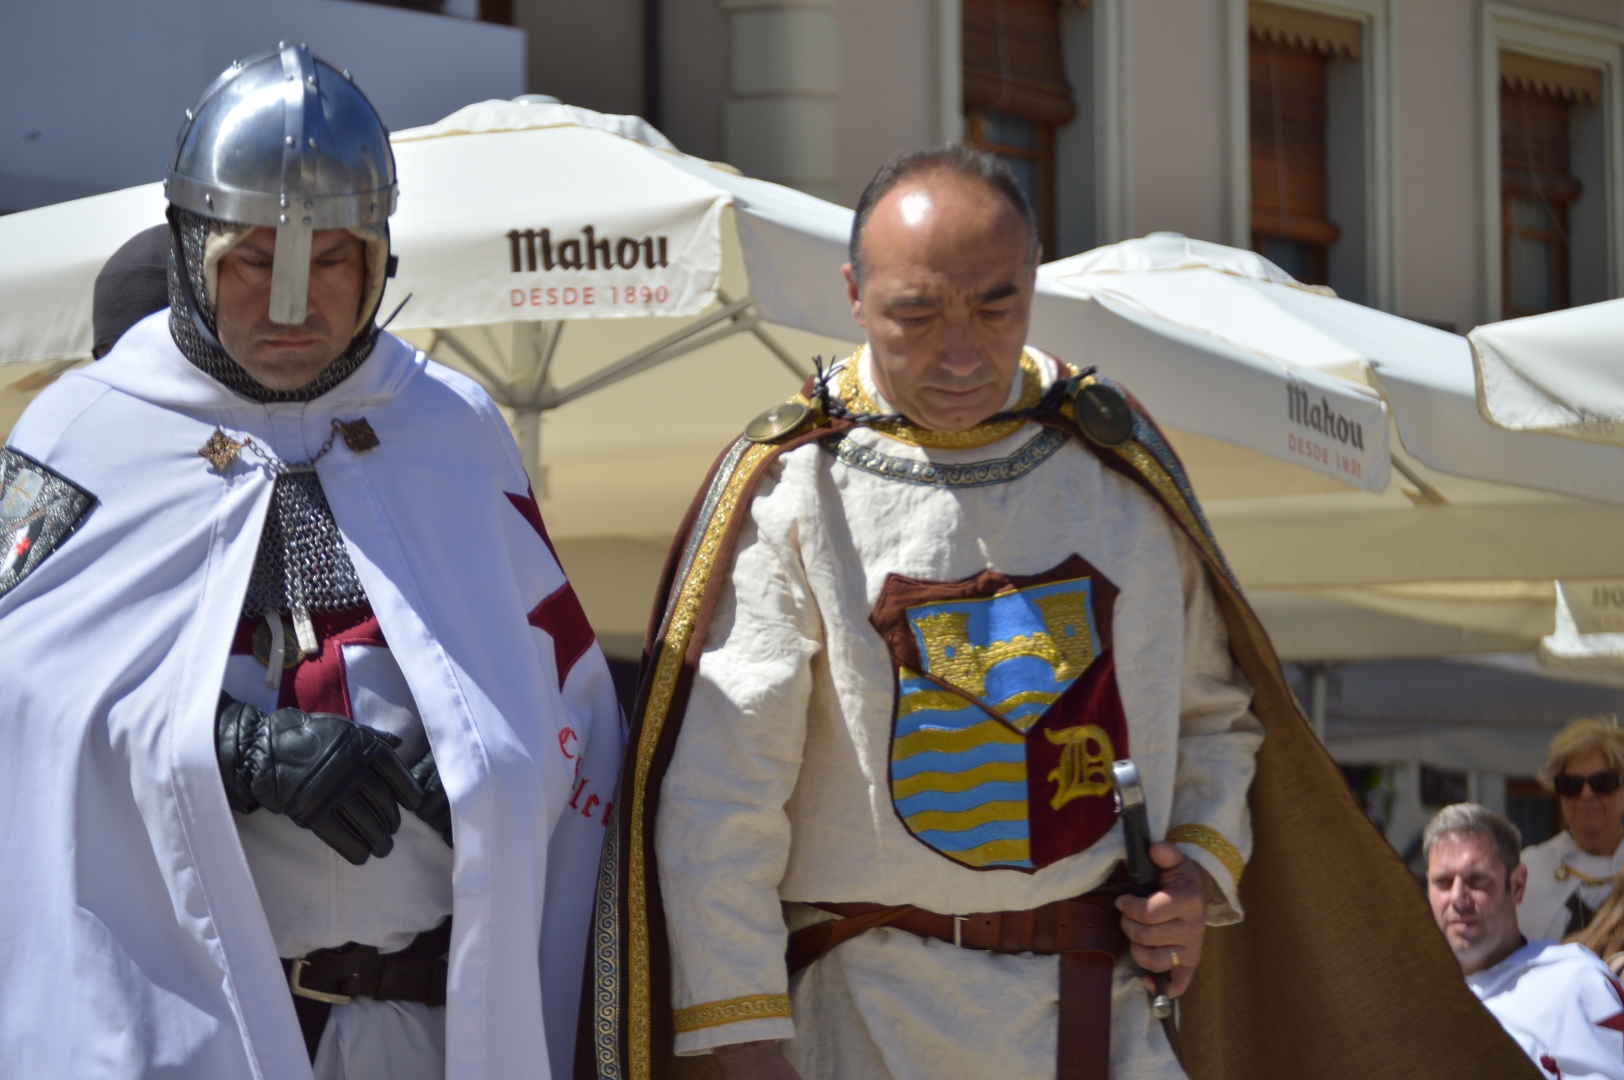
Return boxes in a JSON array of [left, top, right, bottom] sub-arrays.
[[1499, 54, 1595, 317], [1249, 32, 1340, 284], [962, 0, 1075, 255]]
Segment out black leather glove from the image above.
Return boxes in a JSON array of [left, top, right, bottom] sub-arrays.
[[216, 696, 423, 866], [409, 749, 453, 848]]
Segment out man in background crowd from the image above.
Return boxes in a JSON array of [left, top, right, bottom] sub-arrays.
[[1427, 803, 1624, 1079]]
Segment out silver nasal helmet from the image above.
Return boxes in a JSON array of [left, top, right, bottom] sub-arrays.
[[165, 42, 398, 325]]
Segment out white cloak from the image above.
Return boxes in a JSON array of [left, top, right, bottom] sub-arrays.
[[1468, 940, 1624, 1080], [1520, 831, 1624, 942], [654, 349, 1262, 1079], [0, 312, 623, 1079]]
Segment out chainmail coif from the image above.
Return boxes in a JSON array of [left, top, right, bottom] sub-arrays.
[[166, 207, 379, 403], [166, 208, 375, 618]]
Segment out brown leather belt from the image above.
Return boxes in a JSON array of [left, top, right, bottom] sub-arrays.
[[280, 919, 451, 1061], [785, 893, 1126, 1080]]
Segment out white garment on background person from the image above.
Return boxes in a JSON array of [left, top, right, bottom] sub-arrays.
[[1468, 940, 1624, 1080], [1520, 831, 1624, 942]]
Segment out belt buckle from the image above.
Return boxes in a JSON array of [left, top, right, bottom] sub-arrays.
[[952, 915, 968, 948], [289, 957, 353, 1006]]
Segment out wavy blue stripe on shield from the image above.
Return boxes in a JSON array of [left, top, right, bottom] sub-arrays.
[[894, 702, 987, 739], [890, 742, 1027, 781], [894, 780, 1030, 817], [913, 817, 1031, 852]]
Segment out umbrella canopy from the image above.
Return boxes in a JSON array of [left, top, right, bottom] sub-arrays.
[[1026, 236, 1624, 667], [1469, 298, 1624, 446]]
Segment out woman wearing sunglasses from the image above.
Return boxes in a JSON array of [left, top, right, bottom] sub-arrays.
[[1519, 717, 1624, 942]]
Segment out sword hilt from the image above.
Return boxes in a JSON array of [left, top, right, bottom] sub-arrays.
[[1114, 759, 1176, 1022], [1112, 759, 1157, 897]]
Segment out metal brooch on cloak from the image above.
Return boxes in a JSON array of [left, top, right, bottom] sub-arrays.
[[744, 400, 818, 444]]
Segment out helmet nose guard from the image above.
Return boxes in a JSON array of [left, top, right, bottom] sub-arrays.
[[165, 43, 397, 325]]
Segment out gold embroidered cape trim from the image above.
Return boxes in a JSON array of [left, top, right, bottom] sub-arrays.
[[672, 993, 793, 1033], [621, 437, 777, 1079], [1168, 823, 1247, 887], [839, 346, 1044, 449]]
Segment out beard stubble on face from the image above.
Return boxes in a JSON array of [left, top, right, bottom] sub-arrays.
[[1429, 836, 1523, 975], [225, 310, 347, 390]]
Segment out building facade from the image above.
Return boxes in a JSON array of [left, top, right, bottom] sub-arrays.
[[515, 0, 1624, 333], [0, 0, 524, 213]]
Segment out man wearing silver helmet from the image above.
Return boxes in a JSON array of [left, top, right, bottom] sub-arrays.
[[0, 44, 622, 1080]]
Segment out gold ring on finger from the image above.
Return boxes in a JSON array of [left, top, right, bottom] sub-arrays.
[[1168, 947, 1180, 969]]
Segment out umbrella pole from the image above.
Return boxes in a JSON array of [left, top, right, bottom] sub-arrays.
[[510, 320, 558, 494], [1307, 664, 1329, 742]]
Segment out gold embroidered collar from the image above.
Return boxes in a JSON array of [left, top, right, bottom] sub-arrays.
[[838, 346, 1045, 450]]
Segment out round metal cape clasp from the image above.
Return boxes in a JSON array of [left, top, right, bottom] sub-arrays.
[[744, 402, 813, 444], [1073, 382, 1133, 447]]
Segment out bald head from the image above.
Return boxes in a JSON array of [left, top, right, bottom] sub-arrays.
[[842, 159, 1040, 434], [848, 144, 1039, 284]]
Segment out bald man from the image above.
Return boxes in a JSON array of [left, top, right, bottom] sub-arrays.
[[599, 146, 1265, 1080]]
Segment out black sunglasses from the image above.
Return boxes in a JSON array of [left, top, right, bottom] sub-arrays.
[[1554, 770, 1624, 797]]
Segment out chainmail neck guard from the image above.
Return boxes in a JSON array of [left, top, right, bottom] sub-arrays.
[[166, 207, 379, 404], [242, 470, 368, 619]]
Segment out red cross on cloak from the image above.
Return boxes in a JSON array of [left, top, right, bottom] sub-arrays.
[[508, 486, 595, 686], [1595, 972, 1624, 1062]]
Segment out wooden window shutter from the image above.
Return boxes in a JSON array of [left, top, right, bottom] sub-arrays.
[[1249, 33, 1339, 249], [962, 0, 1076, 126], [1500, 55, 1584, 315]]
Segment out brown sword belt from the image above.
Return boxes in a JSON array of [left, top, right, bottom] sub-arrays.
[[279, 918, 452, 1061], [786, 892, 1128, 1080]]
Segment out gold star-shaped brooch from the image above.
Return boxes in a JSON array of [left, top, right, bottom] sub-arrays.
[[335, 417, 380, 453], [197, 427, 244, 472]]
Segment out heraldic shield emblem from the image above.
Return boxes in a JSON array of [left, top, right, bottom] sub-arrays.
[[870, 555, 1127, 872]]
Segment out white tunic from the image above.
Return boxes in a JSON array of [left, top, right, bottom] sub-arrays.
[[223, 643, 453, 1080], [1468, 940, 1624, 1080], [1520, 832, 1624, 942], [654, 350, 1262, 1079]]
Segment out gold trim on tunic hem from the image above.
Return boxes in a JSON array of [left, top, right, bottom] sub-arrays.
[[672, 994, 793, 1033], [1169, 823, 1247, 887]]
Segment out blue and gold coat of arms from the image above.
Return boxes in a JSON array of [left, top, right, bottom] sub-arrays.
[[870, 555, 1127, 872]]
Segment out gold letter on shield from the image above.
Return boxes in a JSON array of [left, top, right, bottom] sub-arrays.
[[1045, 725, 1115, 810]]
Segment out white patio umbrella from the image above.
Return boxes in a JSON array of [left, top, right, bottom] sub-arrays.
[[1469, 298, 1624, 445], [1028, 235, 1624, 677]]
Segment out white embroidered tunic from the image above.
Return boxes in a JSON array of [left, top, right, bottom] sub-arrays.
[[654, 349, 1263, 1080]]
